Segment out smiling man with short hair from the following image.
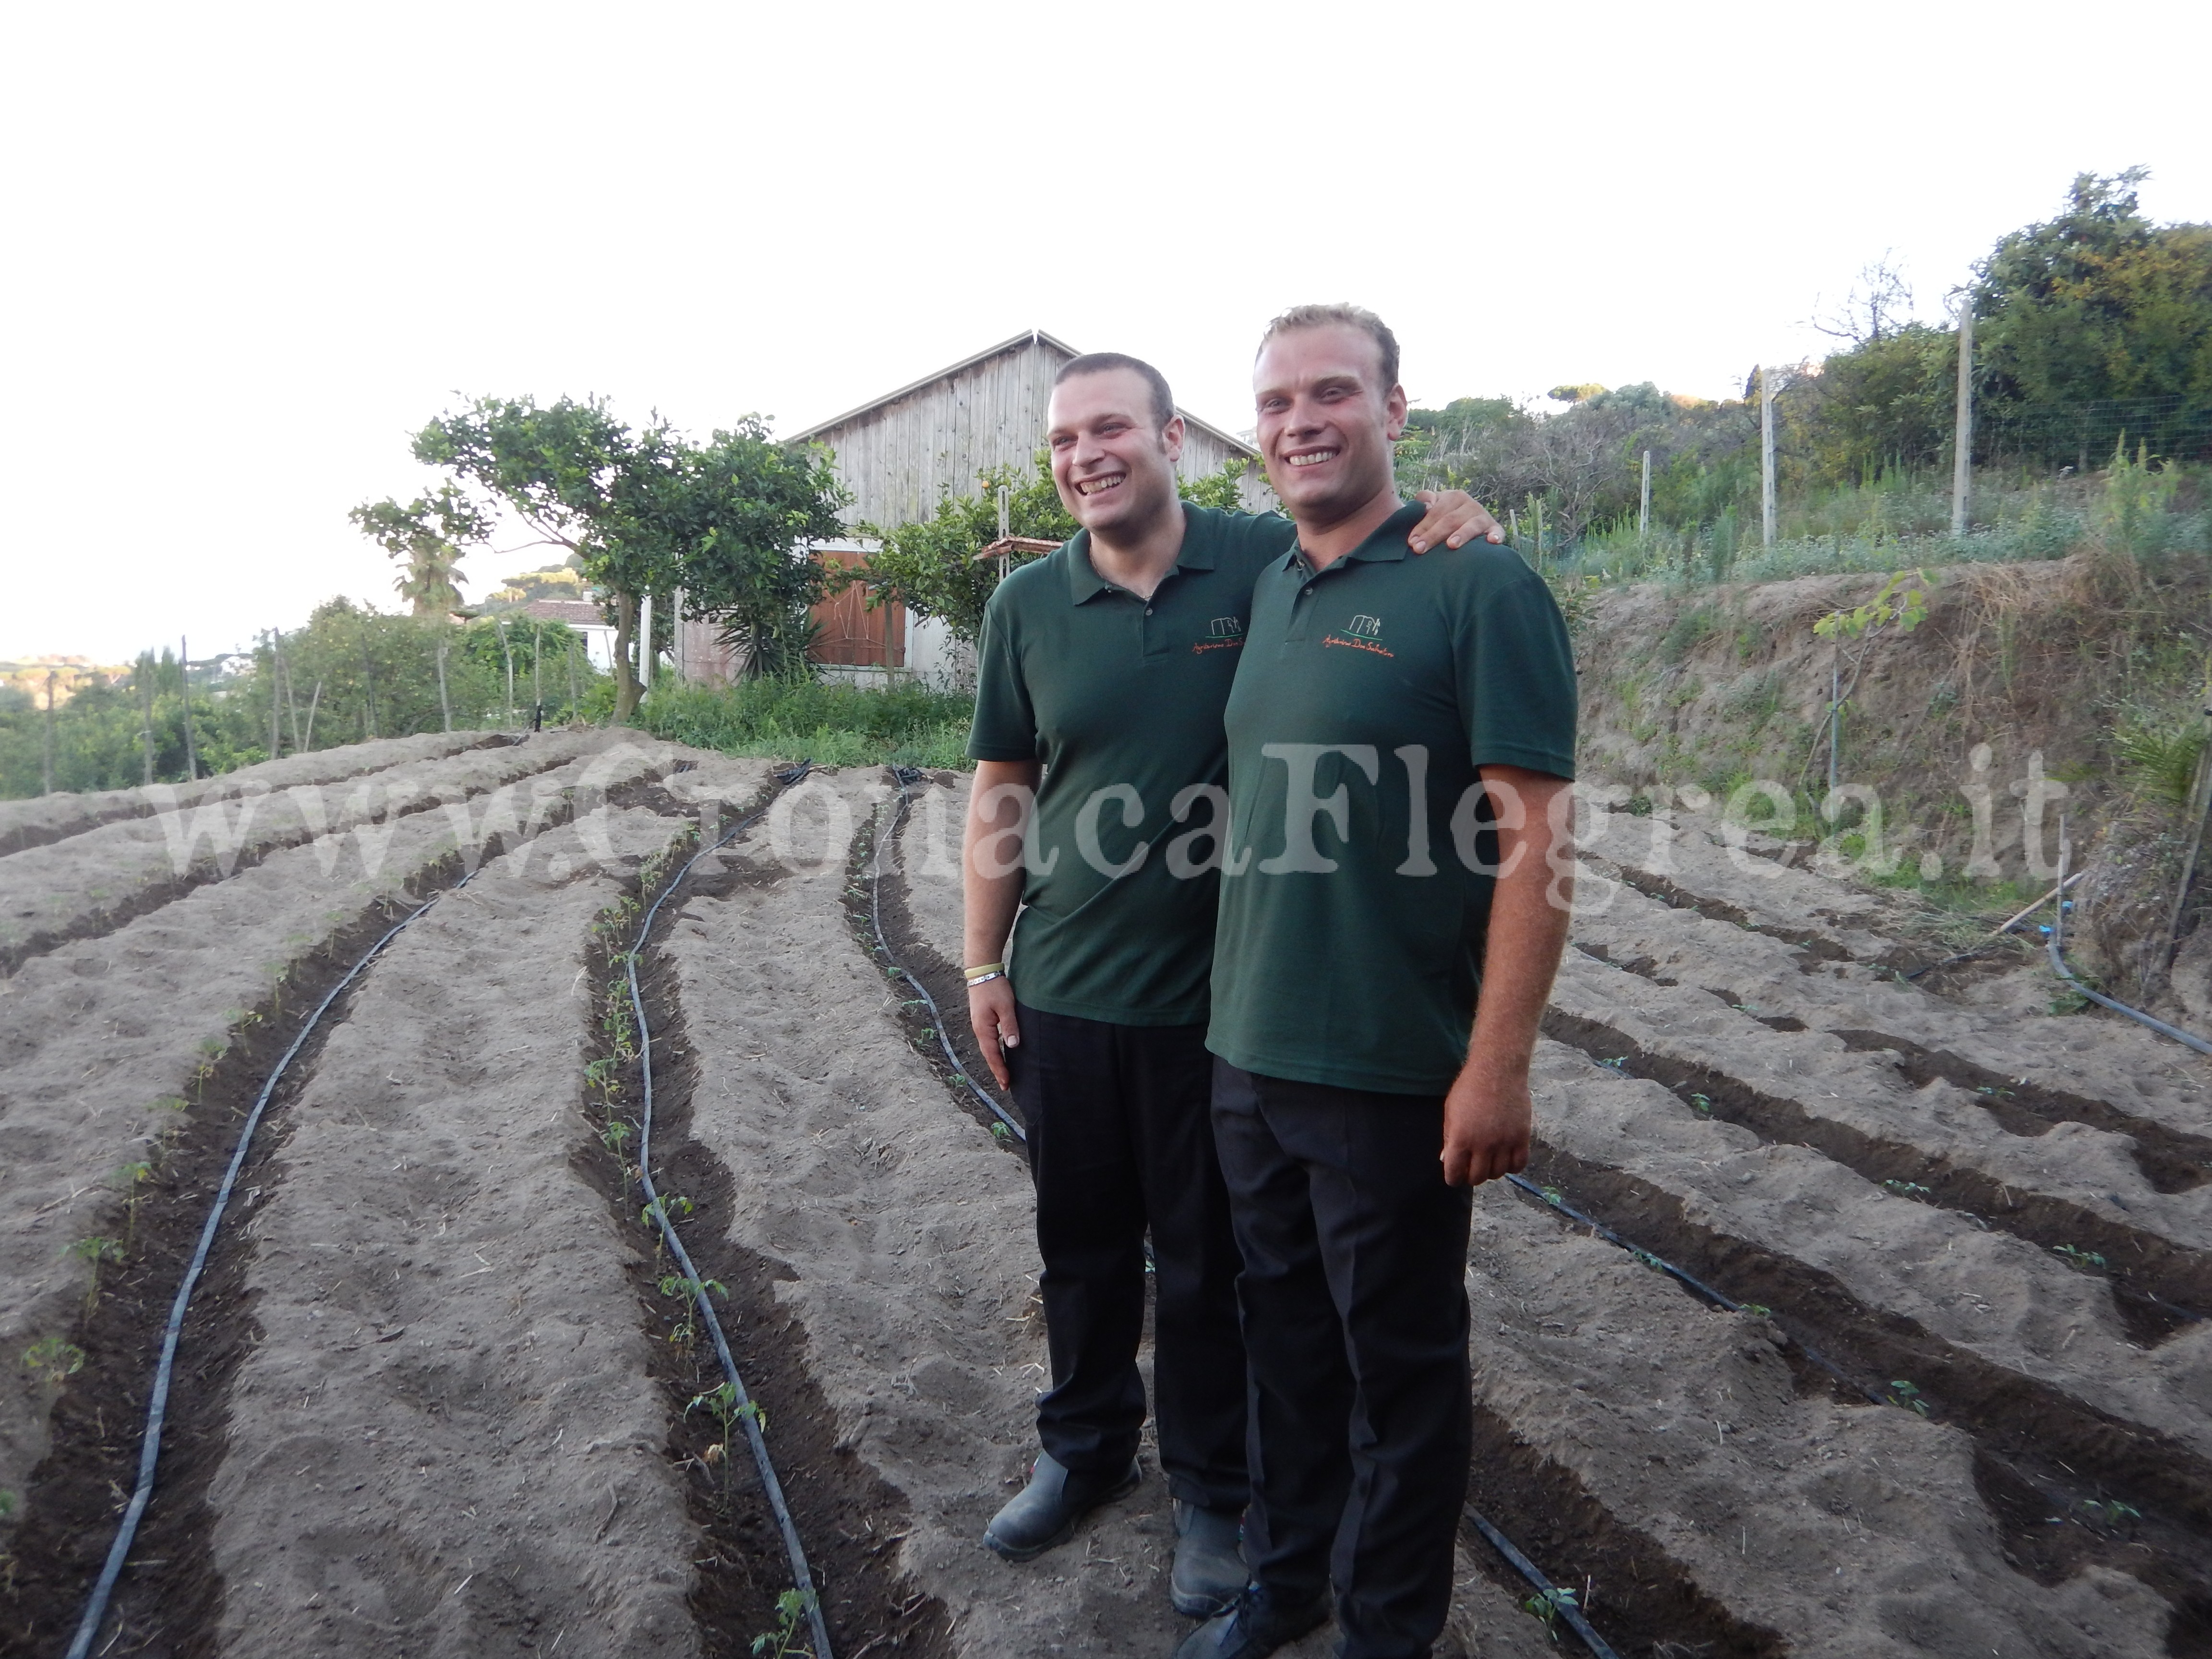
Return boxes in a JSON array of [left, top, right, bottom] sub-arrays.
[[1181, 307, 1578, 1659], [961, 350, 1498, 1619]]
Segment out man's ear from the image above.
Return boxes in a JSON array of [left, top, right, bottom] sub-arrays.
[[1384, 383, 1409, 442], [1161, 413, 1186, 464]]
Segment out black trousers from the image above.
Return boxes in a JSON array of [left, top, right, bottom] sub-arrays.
[[1006, 1003, 1249, 1512], [1211, 1060, 1474, 1659]]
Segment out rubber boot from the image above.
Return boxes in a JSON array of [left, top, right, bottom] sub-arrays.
[[1170, 1500, 1247, 1616], [983, 1450, 1142, 1562], [1171, 1584, 1331, 1659]]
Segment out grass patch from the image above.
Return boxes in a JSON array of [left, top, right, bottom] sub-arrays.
[[636, 678, 975, 770]]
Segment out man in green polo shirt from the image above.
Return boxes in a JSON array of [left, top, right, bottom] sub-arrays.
[[961, 351, 1496, 1615], [1178, 306, 1577, 1659]]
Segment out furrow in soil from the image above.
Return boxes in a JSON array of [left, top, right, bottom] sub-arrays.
[[1527, 1050, 2212, 1644], [171, 801, 709, 1659], [0, 732, 500, 860], [0, 736, 690, 1633], [1462, 1182, 2174, 1657], [0, 728, 615, 975], [1548, 946, 2212, 1338]]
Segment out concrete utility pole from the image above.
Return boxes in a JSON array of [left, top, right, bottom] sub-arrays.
[[1759, 367, 1777, 549], [1951, 294, 1975, 538], [1639, 450, 1653, 540], [638, 594, 653, 692], [138, 655, 156, 785], [179, 637, 199, 781], [42, 671, 57, 796], [671, 588, 685, 685]]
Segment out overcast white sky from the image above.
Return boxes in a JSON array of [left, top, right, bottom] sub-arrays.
[[4, 0, 2207, 663]]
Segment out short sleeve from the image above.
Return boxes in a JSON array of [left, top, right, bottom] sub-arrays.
[[966, 589, 1042, 763], [1457, 559, 1578, 780]]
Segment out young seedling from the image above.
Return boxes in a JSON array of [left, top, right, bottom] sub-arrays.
[[112, 1162, 154, 1249], [1521, 1584, 1579, 1642], [1881, 1179, 1932, 1200], [2052, 1243, 2107, 1272], [1688, 1093, 1714, 1117], [2077, 1498, 2142, 1527], [641, 1194, 696, 1229], [1597, 1056, 1627, 1071], [658, 1272, 725, 1348], [1738, 1303, 1772, 1318], [1887, 1380, 1930, 1417], [22, 1337, 86, 1387], [601, 1117, 634, 1156], [751, 1587, 818, 1659], [686, 1379, 767, 1503], [1539, 1186, 1565, 1208], [65, 1236, 125, 1313], [989, 1121, 1012, 1145], [0, 1489, 15, 1518]]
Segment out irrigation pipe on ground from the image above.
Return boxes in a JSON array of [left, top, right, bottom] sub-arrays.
[[869, 769, 1026, 1144], [67, 871, 486, 1659], [1463, 1510, 1621, 1659], [2050, 836, 2212, 1058], [625, 761, 834, 1659]]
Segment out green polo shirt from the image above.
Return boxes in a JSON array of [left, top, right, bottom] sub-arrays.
[[968, 505, 1298, 1025], [1208, 502, 1577, 1094]]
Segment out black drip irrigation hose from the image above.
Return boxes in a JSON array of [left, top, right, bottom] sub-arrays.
[[66, 869, 486, 1659], [627, 761, 834, 1659], [868, 769, 1025, 1143], [1464, 1510, 1621, 1659], [1502, 1171, 1876, 1404]]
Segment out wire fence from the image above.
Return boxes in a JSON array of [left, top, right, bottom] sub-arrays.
[[1980, 393, 2212, 470]]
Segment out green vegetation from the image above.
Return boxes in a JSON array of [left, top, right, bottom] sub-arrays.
[[637, 677, 974, 770], [841, 454, 1255, 645], [0, 604, 609, 798], [1397, 172, 2210, 589], [751, 1587, 820, 1659]]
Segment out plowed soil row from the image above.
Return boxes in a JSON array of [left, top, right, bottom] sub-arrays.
[[0, 761, 708, 1657], [0, 733, 497, 859], [1, 734, 685, 1516], [0, 729, 612, 974]]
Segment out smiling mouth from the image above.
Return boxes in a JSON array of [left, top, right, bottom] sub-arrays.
[[1075, 473, 1126, 497], [1284, 449, 1338, 469]]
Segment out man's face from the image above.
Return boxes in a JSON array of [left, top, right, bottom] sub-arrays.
[[1252, 324, 1407, 524], [1046, 369, 1184, 537]]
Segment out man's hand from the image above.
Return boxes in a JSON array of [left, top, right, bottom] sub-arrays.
[[1407, 489, 1505, 553], [969, 975, 1021, 1090], [1440, 1066, 1532, 1187]]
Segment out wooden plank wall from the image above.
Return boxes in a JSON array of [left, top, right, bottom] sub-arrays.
[[809, 338, 1271, 529]]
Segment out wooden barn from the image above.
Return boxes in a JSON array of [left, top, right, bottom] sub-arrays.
[[764, 328, 1265, 687]]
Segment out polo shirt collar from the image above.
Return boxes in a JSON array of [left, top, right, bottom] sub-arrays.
[[1063, 505, 1218, 605], [1282, 500, 1424, 573]]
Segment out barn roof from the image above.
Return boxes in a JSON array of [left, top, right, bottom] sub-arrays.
[[790, 327, 1257, 460]]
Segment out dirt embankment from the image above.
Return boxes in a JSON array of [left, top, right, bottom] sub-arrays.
[[1573, 553, 2212, 1032]]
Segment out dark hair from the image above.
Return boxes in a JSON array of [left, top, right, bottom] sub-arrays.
[[1256, 303, 1400, 392], [1053, 352, 1176, 431]]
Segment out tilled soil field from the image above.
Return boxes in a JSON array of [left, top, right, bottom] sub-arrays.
[[1, 746, 2207, 1658]]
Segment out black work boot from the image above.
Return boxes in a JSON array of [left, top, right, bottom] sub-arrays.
[[983, 1450, 1142, 1561], [1170, 1500, 1247, 1616], [1171, 1583, 1331, 1658]]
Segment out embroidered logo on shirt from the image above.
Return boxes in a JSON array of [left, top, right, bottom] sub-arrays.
[[1322, 613, 1393, 657], [1209, 616, 1246, 637]]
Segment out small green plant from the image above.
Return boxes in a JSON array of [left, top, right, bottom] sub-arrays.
[[65, 1236, 125, 1311], [1540, 1186, 1565, 1208], [751, 1587, 818, 1658], [1597, 1055, 1627, 1070], [2052, 1243, 2107, 1271], [989, 1121, 1012, 1144], [601, 1117, 634, 1155], [660, 1274, 729, 1348], [1521, 1584, 1580, 1640], [113, 1161, 155, 1247], [2077, 1498, 2141, 1527], [22, 1337, 86, 1387], [1688, 1093, 1714, 1117], [1633, 1250, 1668, 1274], [0, 1489, 15, 1518], [1882, 1179, 1932, 1199], [1887, 1380, 1930, 1416], [641, 1194, 696, 1229], [1738, 1303, 1772, 1318]]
